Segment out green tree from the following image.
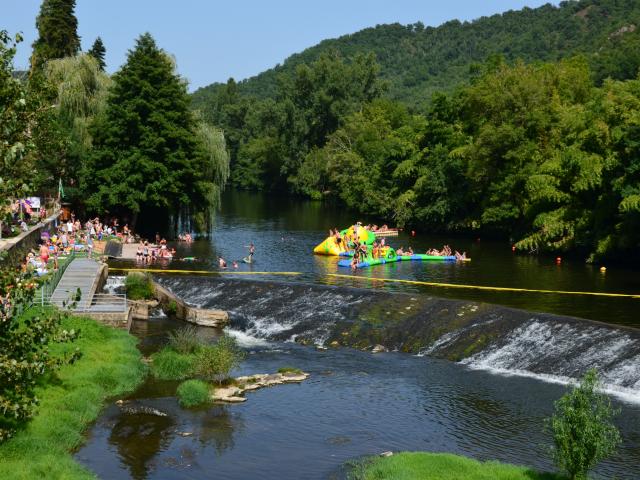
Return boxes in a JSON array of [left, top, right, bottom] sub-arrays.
[[42, 53, 110, 198], [0, 32, 42, 221], [0, 256, 79, 442], [87, 37, 106, 71], [84, 33, 229, 231], [30, 0, 81, 71], [548, 370, 621, 480]]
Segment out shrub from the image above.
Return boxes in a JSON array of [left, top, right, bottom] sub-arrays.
[[165, 300, 178, 315], [125, 272, 154, 300], [278, 366, 303, 375], [548, 369, 621, 480], [167, 326, 203, 354], [150, 347, 195, 380], [176, 380, 210, 407], [194, 334, 244, 384]]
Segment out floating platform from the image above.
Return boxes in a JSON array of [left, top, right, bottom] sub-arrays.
[[338, 254, 469, 269]]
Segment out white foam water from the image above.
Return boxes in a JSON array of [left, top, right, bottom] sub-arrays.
[[104, 275, 125, 295], [460, 319, 640, 404], [226, 328, 270, 348]]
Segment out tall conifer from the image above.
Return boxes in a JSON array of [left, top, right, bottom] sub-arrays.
[[84, 33, 229, 231], [31, 0, 80, 71], [87, 37, 106, 71]]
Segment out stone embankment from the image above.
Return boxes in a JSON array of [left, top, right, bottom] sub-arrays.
[[152, 281, 229, 328], [212, 372, 310, 403]]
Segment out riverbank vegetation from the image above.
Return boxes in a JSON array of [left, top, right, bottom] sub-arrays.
[[548, 370, 621, 480], [0, 313, 146, 479], [1, 0, 230, 234], [349, 452, 564, 480], [150, 328, 244, 385], [177, 379, 211, 407], [195, 0, 640, 262], [349, 371, 620, 480], [125, 271, 155, 300]]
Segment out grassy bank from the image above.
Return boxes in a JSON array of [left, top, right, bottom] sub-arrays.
[[0, 313, 146, 480], [350, 452, 565, 480]]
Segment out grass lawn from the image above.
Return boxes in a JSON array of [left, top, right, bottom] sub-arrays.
[[0, 313, 146, 480], [350, 452, 565, 480]]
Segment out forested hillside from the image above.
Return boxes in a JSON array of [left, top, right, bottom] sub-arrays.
[[192, 0, 640, 108], [190, 0, 640, 261]]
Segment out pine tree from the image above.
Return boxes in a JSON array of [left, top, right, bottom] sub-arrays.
[[31, 0, 81, 71], [84, 33, 229, 231], [87, 37, 106, 71]]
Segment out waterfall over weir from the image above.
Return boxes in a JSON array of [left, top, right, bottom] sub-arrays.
[[156, 276, 640, 403]]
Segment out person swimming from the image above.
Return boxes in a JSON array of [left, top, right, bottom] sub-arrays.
[[218, 256, 227, 268]]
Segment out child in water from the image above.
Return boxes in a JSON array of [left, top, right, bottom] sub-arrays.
[[218, 256, 227, 269]]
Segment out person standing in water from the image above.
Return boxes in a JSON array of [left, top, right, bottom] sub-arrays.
[[245, 242, 255, 262]]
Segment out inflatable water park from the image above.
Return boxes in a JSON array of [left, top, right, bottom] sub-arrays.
[[313, 224, 470, 269]]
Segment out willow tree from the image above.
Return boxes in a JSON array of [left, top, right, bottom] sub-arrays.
[[41, 53, 111, 195], [84, 33, 229, 233], [192, 117, 230, 232]]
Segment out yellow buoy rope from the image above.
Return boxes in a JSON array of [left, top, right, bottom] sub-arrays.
[[107, 268, 639, 298], [108, 268, 302, 276], [326, 274, 640, 299]]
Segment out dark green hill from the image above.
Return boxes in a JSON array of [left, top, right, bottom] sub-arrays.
[[192, 0, 640, 108]]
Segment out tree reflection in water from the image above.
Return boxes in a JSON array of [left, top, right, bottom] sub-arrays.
[[109, 409, 175, 480], [107, 403, 244, 479]]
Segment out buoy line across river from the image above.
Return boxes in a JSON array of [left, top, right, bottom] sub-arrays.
[[109, 268, 640, 299]]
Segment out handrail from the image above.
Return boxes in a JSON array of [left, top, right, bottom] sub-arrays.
[[39, 249, 76, 306]]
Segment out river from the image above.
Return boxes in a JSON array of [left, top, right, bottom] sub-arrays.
[[77, 190, 640, 479]]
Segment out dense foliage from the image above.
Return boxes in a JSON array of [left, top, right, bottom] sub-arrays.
[[548, 370, 621, 479], [0, 31, 56, 221], [124, 272, 154, 300], [83, 33, 229, 231], [4, 0, 230, 234], [30, 0, 81, 71], [192, 2, 640, 261], [192, 0, 640, 108], [0, 261, 79, 442]]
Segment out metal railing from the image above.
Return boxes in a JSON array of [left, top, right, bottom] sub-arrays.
[[39, 292, 127, 313], [38, 249, 78, 305]]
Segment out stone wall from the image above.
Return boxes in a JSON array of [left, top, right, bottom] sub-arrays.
[[152, 281, 228, 328]]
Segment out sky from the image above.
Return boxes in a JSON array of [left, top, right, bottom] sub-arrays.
[[5, 0, 558, 91]]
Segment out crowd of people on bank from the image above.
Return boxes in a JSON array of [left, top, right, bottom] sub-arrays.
[[20, 214, 139, 278], [135, 237, 176, 263]]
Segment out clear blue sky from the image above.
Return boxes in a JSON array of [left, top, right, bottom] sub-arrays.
[[5, 0, 557, 91]]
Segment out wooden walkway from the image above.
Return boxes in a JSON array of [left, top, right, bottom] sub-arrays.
[[50, 258, 104, 310], [49, 257, 131, 329]]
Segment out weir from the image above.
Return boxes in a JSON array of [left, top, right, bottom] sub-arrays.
[[155, 275, 640, 403]]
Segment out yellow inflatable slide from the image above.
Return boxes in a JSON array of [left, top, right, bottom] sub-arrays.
[[313, 225, 376, 256]]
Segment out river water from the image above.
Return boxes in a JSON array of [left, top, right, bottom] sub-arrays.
[[77, 190, 640, 479]]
